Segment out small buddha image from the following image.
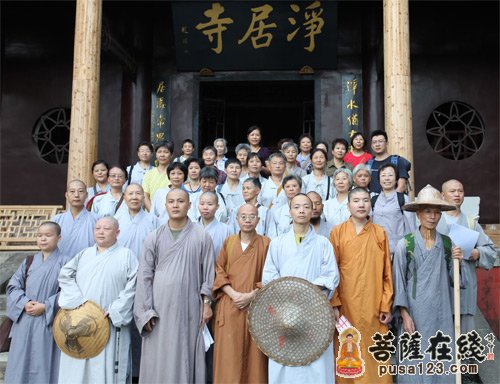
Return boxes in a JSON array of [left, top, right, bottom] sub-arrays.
[[336, 327, 365, 378]]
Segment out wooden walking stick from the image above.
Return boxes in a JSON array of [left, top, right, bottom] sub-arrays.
[[453, 257, 461, 384]]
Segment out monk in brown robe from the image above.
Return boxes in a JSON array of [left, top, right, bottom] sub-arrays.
[[212, 204, 270, 383], [330, 187, 393, 384]]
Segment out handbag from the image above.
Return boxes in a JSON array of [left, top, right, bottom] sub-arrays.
[[0, 255, 35, 352]]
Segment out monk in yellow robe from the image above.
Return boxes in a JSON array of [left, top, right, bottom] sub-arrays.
[[212, 204, 270, 383], [330, 187, 394, 384]]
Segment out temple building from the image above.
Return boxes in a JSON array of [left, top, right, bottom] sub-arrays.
[[0, 0, 498, 223]]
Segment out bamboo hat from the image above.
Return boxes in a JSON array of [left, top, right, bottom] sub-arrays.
[[402, 184, 457, 212], [53, 300, 110, 359], [248, 277, 335, 366]]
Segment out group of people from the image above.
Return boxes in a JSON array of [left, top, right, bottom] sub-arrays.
[[4, 125, 496, 384]]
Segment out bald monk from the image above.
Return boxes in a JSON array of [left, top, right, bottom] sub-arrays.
[[213, 204, 270, 383], [438, 179, 496, 335], [330, 187, 393, 384], [52, 179, 96, 257], [134, 189, 215, 384]]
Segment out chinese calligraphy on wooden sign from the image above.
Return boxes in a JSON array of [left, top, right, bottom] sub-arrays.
[[151, 79, 170, 145], [172, 1, 337, 71], [341, 74, 363, 140]]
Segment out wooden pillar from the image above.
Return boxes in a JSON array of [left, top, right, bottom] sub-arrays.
[[383, 0, 415, 197], [67, 0, 102, 186]]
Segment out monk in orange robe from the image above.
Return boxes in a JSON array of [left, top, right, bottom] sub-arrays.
[[212, 204, 270, 383], [330, 187, 394, 384]]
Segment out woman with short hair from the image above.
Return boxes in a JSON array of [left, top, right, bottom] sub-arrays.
[[324, 168, 353, 227], [282, 142, 306, 177], [325, 138, 352, 177], [344, 131, 372, 167], [301, 148, 333, 201], [183, 158, 203, 195], [214, 138, 229, 172], [371, 163, 416, 256], [235, 143, 251, 180], [86, 160, 110, 204]]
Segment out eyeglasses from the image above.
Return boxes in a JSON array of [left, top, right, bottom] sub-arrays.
[[109, 174, 125, 179], [239, 214, 258, 221]]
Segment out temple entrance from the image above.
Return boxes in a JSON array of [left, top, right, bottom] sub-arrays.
[[199, 80, 314, 153]]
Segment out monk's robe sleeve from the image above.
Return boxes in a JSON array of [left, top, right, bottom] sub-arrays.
[[474, 224, 496, 270], [134, 233, 160, 335], [392, 238, 409, 311], [43, 292, 60, 326], [108, 250, 138, 327], [58, 251, 87, 309], [262, 239, 280, 285], [329, 230, 342, 307], [402, 195, 417, 234], [311, 240, 339, 300], [6, 259, 31, 322], [201, 233, 216, 299], [379, 231, 394, 314], [213, 237, 231, 301], [266, 211, 278, 239], [255, 237, 270, 289]]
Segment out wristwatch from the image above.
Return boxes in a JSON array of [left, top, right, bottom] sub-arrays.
[[203, 298, 212, 305]]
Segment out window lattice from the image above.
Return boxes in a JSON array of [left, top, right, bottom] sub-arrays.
[[426, 101, 485, 160], [32, 108, 71, 164]]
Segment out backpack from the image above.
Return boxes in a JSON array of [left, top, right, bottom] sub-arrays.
[[371, 192, 405, 213], [367, 155, 412, 194], [404, 233, 452, 300]]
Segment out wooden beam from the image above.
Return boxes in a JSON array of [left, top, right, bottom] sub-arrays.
[[67, 0, 102, 187], [383, 0, 415, 198]]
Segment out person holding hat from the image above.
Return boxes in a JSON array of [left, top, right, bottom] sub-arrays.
[[5, 222, 70, 384], [262, 193, 339, 384], [393, 185, 466, 384], [58, 216, 138, 384]]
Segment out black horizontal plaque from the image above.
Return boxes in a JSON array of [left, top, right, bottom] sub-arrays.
[[172, 1, 338, 71]]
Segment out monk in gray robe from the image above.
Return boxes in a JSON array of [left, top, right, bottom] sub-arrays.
[[58, 216, 138, 384], [438, 179, 496, 335], [52, 179, 96, 257], [307, 191, 333, 238], [393, 185, 465, 384], [134, 188, 215, 384], [5, 222, 70, 384]]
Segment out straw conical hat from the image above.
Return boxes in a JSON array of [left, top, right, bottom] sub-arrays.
[[53, 300, 110, 359], [402, 184, 457, 212], [248, 277, 335, 366]]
